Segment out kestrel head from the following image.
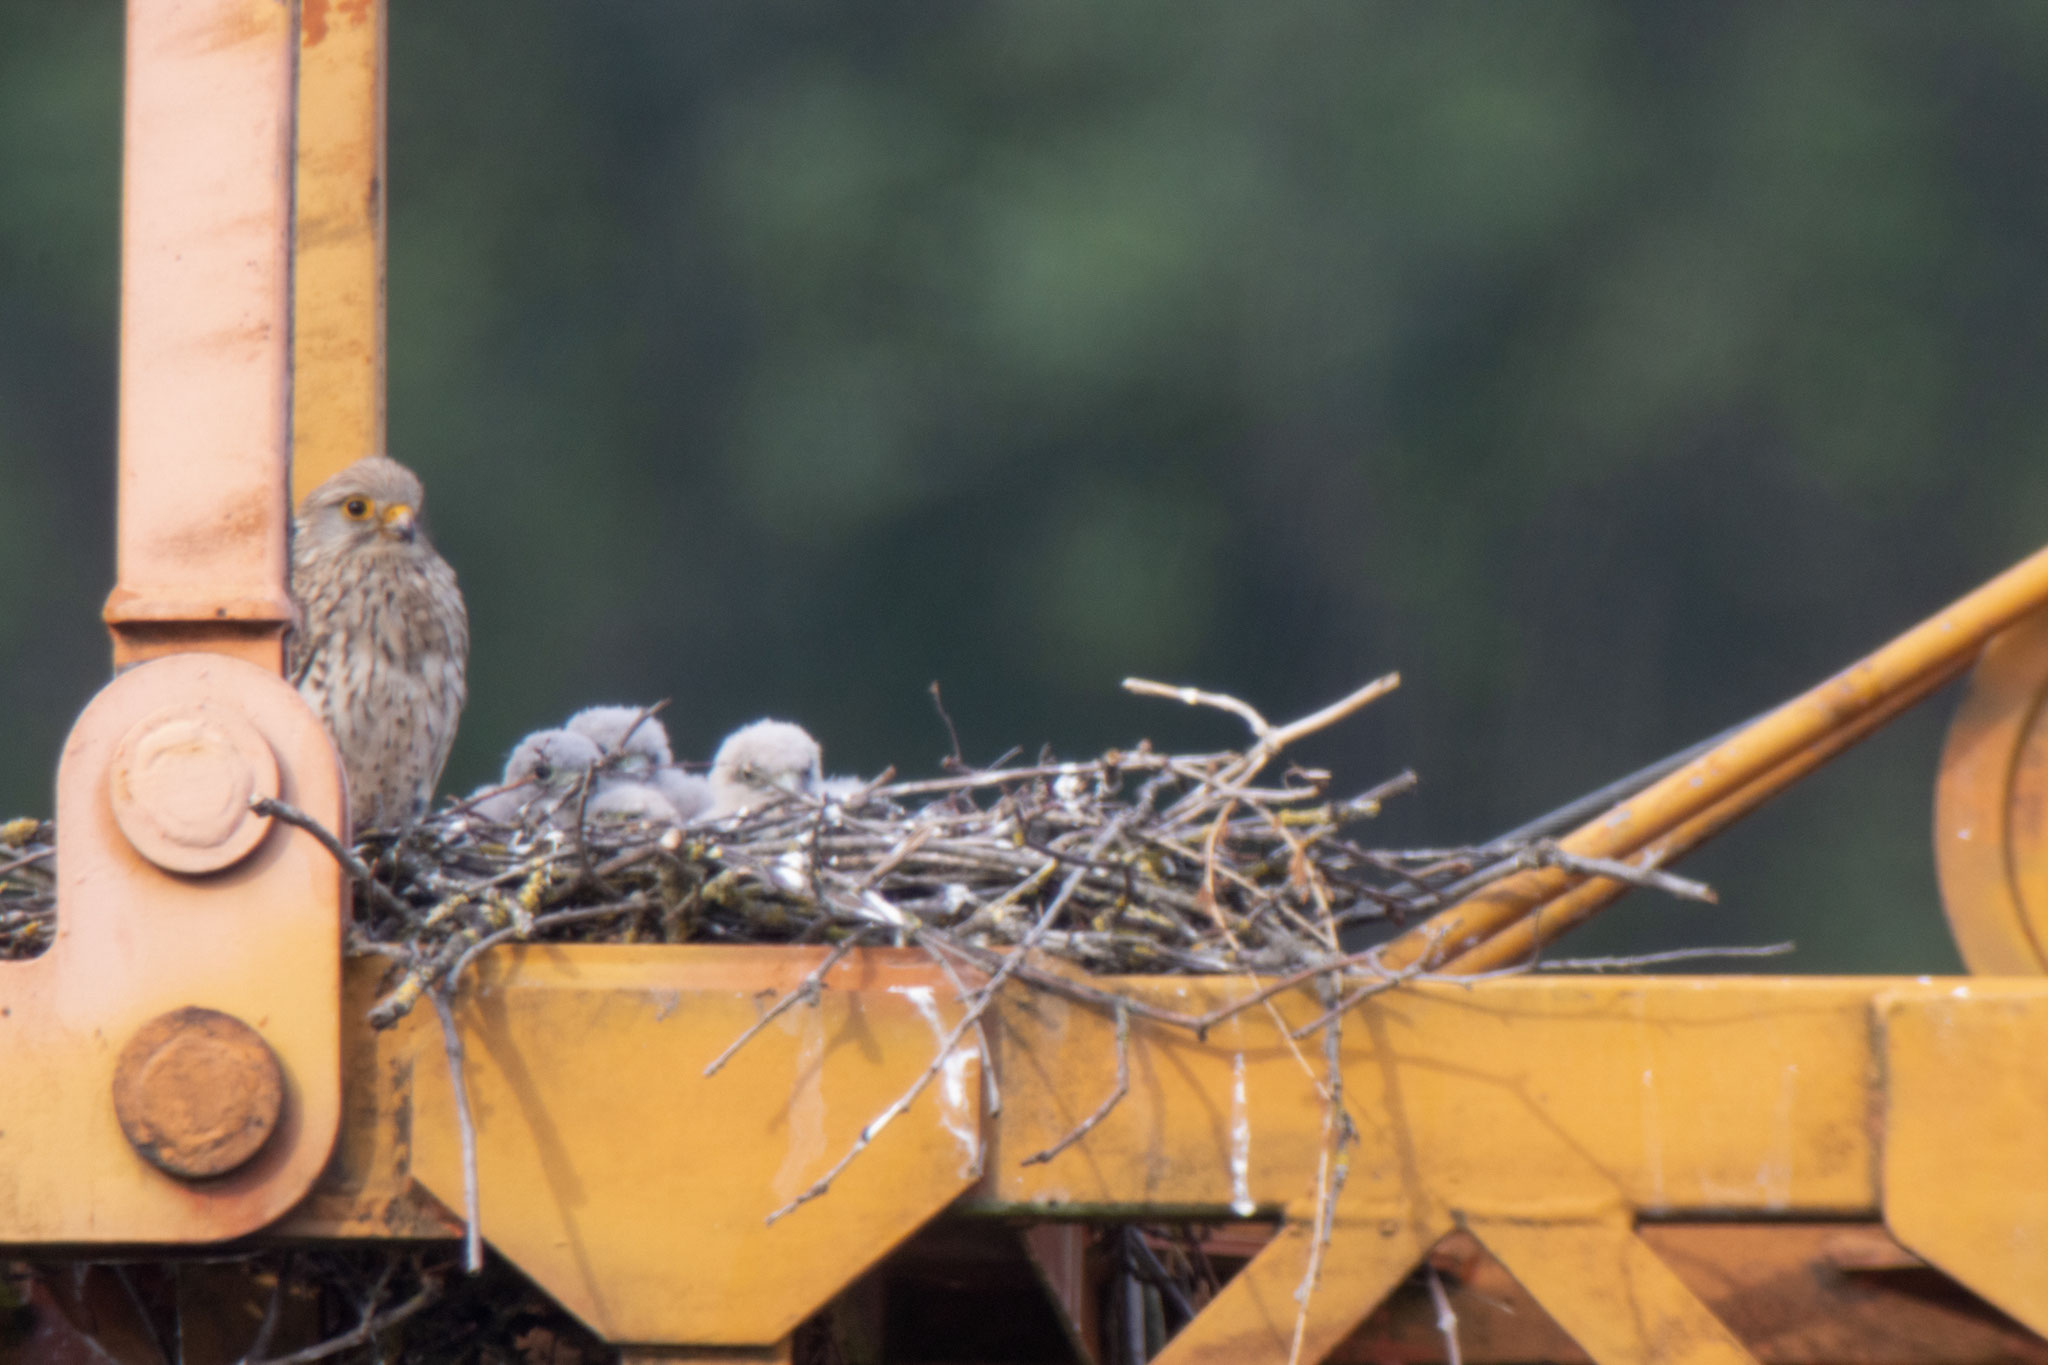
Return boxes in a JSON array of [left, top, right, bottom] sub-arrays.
[[295, 456, 438, 561]]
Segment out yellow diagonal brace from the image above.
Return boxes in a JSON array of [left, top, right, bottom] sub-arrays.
[[1471, 1217, 1759, 1365], [1152, 1205, 1452, 1365], [1881, 985, 2048, 1338]]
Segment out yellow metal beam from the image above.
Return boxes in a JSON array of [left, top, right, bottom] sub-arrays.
[[1880, 984, 2048, 1337], [292, 0, 386, 503], [256, 952, 2048, 1359], [1470, 1217, 1759, 1365], [404, 947, 986, 1348], [1151, 1205, 1451, 1365]]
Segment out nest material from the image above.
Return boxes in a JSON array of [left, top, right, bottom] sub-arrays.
[[0, 676, 1756, 1364], [0, 676, 1719, 993]]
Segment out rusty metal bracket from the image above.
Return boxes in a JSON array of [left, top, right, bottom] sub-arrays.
[[0, 0, 345, 1243]]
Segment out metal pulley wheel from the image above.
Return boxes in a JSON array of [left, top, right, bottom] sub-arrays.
[[1936, 607, 2048, 973]]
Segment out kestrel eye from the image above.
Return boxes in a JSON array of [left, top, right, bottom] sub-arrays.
[[342, 498, 371, 519], [531, 760, 553, 782]]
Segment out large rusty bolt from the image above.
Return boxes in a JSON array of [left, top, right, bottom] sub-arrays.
[[108, 702, 279, 874], [113, 1007, 285, 1180]]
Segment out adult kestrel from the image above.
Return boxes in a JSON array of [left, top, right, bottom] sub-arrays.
[[290, 456, 469, 832]]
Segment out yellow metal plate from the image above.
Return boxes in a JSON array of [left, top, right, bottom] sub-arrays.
[[1935, 610, 2048, 973], [292, 0, 385, 500], [989, 977, 1877, 1218], [1880, 981, 2048, 1338], [407, 946, 983, 1347]]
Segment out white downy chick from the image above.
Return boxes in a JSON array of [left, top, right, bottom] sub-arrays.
[[821, 775, 868, 802], [708, 719, 823, 816], [584, 777, 681, 824], [565, 704, 673, 777], [655, 766, 714, 822], [468, 728, 604, 824]]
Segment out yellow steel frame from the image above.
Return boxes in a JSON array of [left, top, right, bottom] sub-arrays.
[[7, 4, 2048, 1364], [261, 952, 2048, 1362]]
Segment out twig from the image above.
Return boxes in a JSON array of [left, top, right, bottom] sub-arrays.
[[608, 699, 671, 764], [1534, 843, 1717, 904], [1288, 1004, 1353, 1365], [1539, 942, 1795, 971], [1122, 678, 1272, 739], [767, 780, 1170, 1224], [876, 752, 1190, 799], [704, 931, 871, 1077], [237, 1253, 291, 1364], [1020, 1000, 1127, 1165], [247, 1264, 443, 1365], [250, 796, 411, 921], [430, 992, 484, 1273], [0, 847, 52, 878], [1260, 672, 1401, 758], [919, 937, 1002, 1117], [929, 680, 965, 769]]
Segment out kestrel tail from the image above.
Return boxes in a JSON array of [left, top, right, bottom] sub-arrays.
[[289, 455, 469, 832]]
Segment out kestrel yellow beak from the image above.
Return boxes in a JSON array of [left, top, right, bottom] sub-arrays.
[[382, 503, 417, 542]]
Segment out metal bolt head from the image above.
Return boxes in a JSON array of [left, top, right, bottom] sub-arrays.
[[112, 1007, 284, 1180], [109, 703, 278, 874]]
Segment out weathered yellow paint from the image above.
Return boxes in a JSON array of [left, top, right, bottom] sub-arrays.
[[1151, 1204, 1450, 1365], [1935, 609, 2048, 973], [1472, 1217, 1760, 1365], [405, 947, 986, 1347], [985, 975, 1876, 1218], [292, 0, 385, 504], [1881, 983, 2048, 1338]]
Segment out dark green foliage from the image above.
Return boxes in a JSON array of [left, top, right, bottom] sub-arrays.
[[5, 2, 2046, 969]]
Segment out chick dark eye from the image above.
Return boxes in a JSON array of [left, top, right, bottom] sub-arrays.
[[342, 498, 371, 519], [531, 760, 553, 782]]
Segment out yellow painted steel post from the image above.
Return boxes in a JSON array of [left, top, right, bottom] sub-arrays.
[[0, 0, 348, 1246], [293, 0, 387, 503], [102, 0, 300, 672]]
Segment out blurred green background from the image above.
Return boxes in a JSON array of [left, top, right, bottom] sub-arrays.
[[5, 2, 2047, 970]]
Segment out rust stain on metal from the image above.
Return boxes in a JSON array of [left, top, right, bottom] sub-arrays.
[[112, 1007, 284, 1180], [302, 0, 371, 49]]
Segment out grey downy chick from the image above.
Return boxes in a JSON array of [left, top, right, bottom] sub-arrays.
[[585, 776, 682, 824], [708, 719, 823, 817], [468, 728, 605, 826], [655, 767, 714, 822], [565, 705, 673, 777]]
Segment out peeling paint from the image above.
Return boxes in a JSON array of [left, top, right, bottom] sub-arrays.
[[1636, 995, 1666, 1211], [1229, 1052, 1254, 1216], [769, 1004, 827, 1205], [1755, 1061, 1798, 1210], [896, 986, 983, 1178]]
